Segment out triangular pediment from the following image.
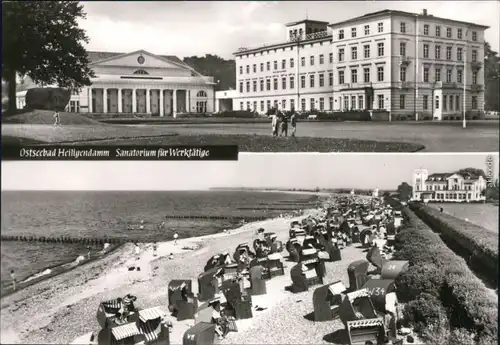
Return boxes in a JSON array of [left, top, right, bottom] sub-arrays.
[[92, 50, 187, 70], [447, 173, 463, 180]]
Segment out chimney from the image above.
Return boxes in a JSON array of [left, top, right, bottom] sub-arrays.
[[422, 9, 428, 16]]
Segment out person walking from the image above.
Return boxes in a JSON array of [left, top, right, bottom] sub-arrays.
[[290, 109, 297, 137], [173, 232, 179, 245], [271, 109, 278, 136], [134, 242, 141, 260], [152, 241, 158, 257], [281, 113, 289, 137], [10, 269, 16, 291], [53, 111, 60, 126]]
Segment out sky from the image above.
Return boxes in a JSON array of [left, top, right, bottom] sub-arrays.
[[2, 153, 498, 191], [78, 1, 500, 60]]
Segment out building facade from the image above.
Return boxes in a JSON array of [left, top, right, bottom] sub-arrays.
[[16, 50, 216, 117], [233, 10, 488, 119], [412, 168, 487, 202]]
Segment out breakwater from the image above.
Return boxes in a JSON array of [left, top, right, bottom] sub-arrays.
[[1, 235, 125, 245], [162, 215, 270, 221]]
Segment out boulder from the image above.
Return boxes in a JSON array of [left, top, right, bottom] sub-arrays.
[[26, 87, 70, 111]]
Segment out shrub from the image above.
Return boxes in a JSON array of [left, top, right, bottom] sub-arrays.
[[25, 87, 70, 111], [402, 293, 448, 332], [448, 328, 477, 345], [419, 321, 451, 344], [213, 110, 258, 118], [395, 264, 445, 302]]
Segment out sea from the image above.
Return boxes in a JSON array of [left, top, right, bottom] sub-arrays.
[[1, 190, 319, 293], [428, 202, 499, 233]]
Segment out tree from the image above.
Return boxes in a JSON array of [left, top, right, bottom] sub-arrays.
[[2, 1, 95, 113], [183, 54, 235, 91], [455, 168, 486, 179], [397, 182, 413, 201], [484, 42, 500, 111]]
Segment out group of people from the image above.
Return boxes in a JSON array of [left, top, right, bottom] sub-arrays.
[[270, 107, 297, 137]]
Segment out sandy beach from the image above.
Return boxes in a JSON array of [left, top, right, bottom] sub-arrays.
[[0, 206, 383, 345]]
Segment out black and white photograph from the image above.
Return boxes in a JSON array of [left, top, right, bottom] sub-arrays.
[[2, 1, 499, 152], [1, 153, 498, 344]]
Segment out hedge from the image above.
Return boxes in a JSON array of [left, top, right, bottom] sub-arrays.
[[410, 203, 498, 284], [394, 207, 498, 342], [213, 110, 259, 118]]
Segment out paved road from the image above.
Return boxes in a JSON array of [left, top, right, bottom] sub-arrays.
[[165, 121, 499, 152]]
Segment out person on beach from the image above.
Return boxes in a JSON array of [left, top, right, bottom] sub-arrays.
[[290, 108, 297, 137], [169, 252, 174, 260], [134, 242, 140, 260], [173, 232, 179, 245], [87, 246, 91, 259], [153, 242, 158, 257], [10, 269, 16, 291], [53, 111, 60, 126], [103, 242, 110, 251]]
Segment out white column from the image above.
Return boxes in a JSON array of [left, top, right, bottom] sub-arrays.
[[117, 89, 122, 113], [159, 89, 164, 117], [146, 89, 151, 113], [173, 89, 177, 118], [88, 87, 93, 113], [185, 90, 189, 113], [103, 88, 108, 113], [132, 89, 137, 113]]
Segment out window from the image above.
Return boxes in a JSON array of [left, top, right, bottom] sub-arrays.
[[435, 95, 440, 109], [319, 73, 325, 87], [253, 64, 256, 73], [239, 82, 243, 93], [301, 98, 306, 111], [267, 100, 271, 110], [400, 95, 405, 109], [377, 66, 384, 82], [310, 56, 315, 66], [400, 66, 406, 82], [290, 99, 295, 110], [310, 98, 315, 110], [472, 50, 477, 62], [260, 63, 264, 72], [364, 45, 370, 58], [378, 95, 384, 109], [300, 75, 306, 88], [378, 42, 384, 57], [449, 95, 454, 110], [273, 78, 278, 90], [69, 100, 80, 112], [472, 31, 477, 41], [338, 48, 345, 62], [329, 97, 334, 110], [364, 68, 370, 82], [351, 27, 357, 38], [364, 25, 370, 35], [400, 42, 406, 56], [423, 44, 429, 58], [358, 95, 364, 110], [329, 53, 333, 64], [435, 45, 441, 60], [435, 68, 441, 82], [455, 95, 460, 110], [339, 70, 345, 84], [351, 69, 358, 83], [446, 27, 452, 38], [329, 72, 333, 86], [253, 101, 257, 110], [443, 95, 447, 110], [446, 46, 452, 60], [282, 99, 287, 110], [319, 54, 324, 64], [400, 22, 406, 33], [435, 26, 441, 37], [457, 28, 463, 39], [246, 81, 250, 92], [246, 65, 250, 73], [290, 58, 294, 68], [239, 66, 243, 74], [240, 102, 244, 110], [377, 22, 383, 33], [260, 101, 264, 112], [260, 80, 264, 91], [281, 59, 286, 69], [423, 95, 428, 110], [290, 76, 295, 89], [319, 97, 324, 111], [273, 61, 278, 70], [446, 69, 452, 83], [274, 100, 278, 108], [310, 74, 315, 88], [423, 24, 429, 35], [457, 48, 463, 61], [472, 71, 478, 84], [472, 96, 478, 109], [343, 96, 349, 110], [339, 30, 344, 39], [246, 101, 250, 110], [301, 57, 305, 66], [266, 62, 270, 71], [282, 77, 287, 89], [457, 69, 463, 83], [253, 80, 257, 92], [351, 47, 358, 60]]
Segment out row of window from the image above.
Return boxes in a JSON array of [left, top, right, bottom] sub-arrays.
[[424, 94, 479, 111], [338, 21, 477, 41], [241, 97, 338, 113], [433, 193, 478, 200], [422, 44, 478, 62], [425, 184, 477, 191], [239, 73, 335, 93], [239, 54, 335, 74]]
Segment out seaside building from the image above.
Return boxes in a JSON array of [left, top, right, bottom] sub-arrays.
[[232, 9, 488, 119], [16, 50, 216, 117], [412, 168, 487, 202]]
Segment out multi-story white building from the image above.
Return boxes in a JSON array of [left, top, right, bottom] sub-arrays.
[[412, 168, 487, 202], [233, 10, 488, 119]]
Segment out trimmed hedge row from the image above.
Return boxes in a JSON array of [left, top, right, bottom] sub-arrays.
[[393, 207, 498, 342], [213, 110, 259, 118], [409, 203, 498, 280]]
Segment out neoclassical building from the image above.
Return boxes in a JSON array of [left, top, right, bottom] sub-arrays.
[[17, 50, 216, 117]]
